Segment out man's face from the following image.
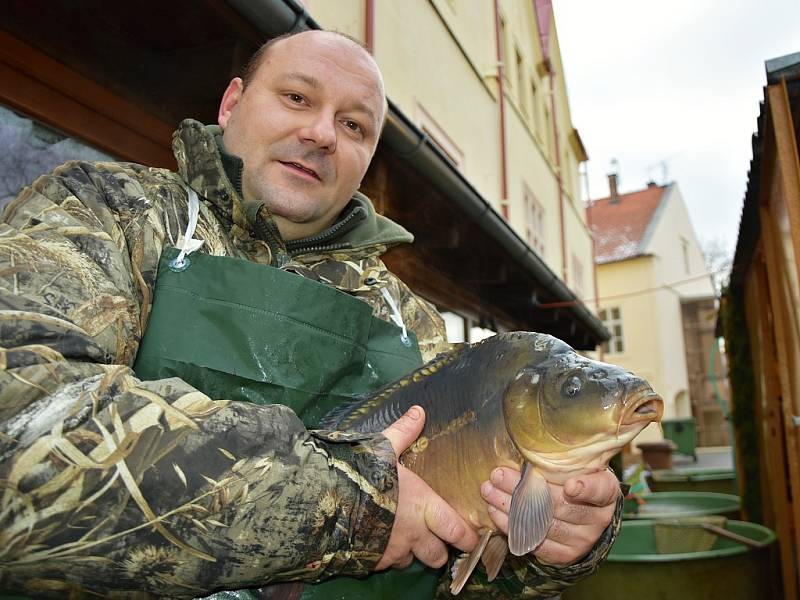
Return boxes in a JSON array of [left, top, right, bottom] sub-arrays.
[[218, 32, 386, 241]]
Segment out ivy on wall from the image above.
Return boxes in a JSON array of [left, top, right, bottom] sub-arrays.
[[720, 285, 762, 522]]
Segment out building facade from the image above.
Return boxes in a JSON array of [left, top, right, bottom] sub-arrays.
[[587, 178, 717, 442], [304, 0, 596, 339]]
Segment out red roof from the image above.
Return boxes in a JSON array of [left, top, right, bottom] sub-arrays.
[[587, 184, 668, 264]]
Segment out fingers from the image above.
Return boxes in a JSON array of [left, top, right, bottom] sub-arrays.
[[532, 471, 617, 566], [423, 492, 480, 552], [531, 538, 581, 567], [375, 545, 414, 571], [414, 532, 450, 569], [479, 466, 616, 567], [542, 512, 604, 547], [479, 467, 519, 537], [553, 472, 617, 529], [563, 470, 620, 507], [486, 504, 509, 534], [489, 467, 521, 494], [480, 480, 512, 513], [381, 406, 425, 455], [377, 463, 479, 571], [375, 534, 445, 570]]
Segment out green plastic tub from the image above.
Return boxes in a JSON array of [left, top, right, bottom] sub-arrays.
[[563, 520, 777, 600], [624, 492, 741, 520], [648, 467, 737, 495]]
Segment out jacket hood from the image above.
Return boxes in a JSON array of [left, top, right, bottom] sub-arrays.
[[171, 119, 413, 256]]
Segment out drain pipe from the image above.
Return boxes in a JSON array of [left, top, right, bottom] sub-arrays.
[[365, 0, 375, 54], [533, 0, 567, 281], [492, 0, 509, 220], [548, 66, 568, 282]]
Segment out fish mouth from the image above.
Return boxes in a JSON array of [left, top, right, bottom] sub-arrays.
[[620, 385, 664, 428]]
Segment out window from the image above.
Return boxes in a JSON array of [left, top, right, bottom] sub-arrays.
[[598, 307, 625, 354], [530, 79, 540, 135], [499, 16, 509, 83], [515, 48, 527, 117], [524, 185, 545, 255], [0, 105, 114, 209], [571, 253, 584, 299], [415, 102, 464, 170]]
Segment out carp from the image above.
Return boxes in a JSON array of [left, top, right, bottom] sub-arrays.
[[322, 331, 663, 594]]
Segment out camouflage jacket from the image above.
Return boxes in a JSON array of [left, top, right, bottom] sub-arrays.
[[0, 120, 619, 598]]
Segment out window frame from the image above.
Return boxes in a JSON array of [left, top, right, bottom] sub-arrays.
[[523, 183, 546, 256], [598, 306, 625, 355]]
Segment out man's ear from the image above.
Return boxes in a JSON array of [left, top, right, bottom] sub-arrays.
[[218, 78, 244, 129]]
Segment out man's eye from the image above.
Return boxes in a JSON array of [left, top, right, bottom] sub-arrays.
[[287, 93, 305, 103], [343, 120, 361, 133]]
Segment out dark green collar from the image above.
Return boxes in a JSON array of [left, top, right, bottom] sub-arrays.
[[173, 119, 413, 256]]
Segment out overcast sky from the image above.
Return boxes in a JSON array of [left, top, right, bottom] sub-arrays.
[[552, 0, 800, 256]]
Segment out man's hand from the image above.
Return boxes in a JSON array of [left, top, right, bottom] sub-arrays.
[[480, 467, 619, 567], [376, 406, 480, 570]]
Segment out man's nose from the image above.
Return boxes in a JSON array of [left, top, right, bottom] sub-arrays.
[[298, 110, 337, 153]]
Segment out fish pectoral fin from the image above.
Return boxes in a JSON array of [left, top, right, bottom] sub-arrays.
[[481, 535, 509, 581], [450, 529, 493, 595], [508, 463, 553, 556]]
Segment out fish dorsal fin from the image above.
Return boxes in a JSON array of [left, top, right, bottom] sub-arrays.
[[318, 344, 468, 430], [316, 395, 369, 429], [481, 535, 509, 581], [508, 462, 553, 556], [450, 529, 492, 595]]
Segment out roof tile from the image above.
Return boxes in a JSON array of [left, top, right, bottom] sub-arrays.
[[588, 184, 667, 263]]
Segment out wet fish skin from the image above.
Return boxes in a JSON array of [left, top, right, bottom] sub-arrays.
[[323, 331, 662, 592]]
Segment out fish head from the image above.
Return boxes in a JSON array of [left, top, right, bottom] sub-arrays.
[[502, 335, 663, 461]]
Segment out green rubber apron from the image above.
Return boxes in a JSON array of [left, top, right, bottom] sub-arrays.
[[133, 188, 440, 600]]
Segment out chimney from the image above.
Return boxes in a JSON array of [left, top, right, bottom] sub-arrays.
[[608, 173, 620, 204]]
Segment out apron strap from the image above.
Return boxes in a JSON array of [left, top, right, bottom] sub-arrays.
[[170, 186, 204, 271], [380, 287, 412, 348]]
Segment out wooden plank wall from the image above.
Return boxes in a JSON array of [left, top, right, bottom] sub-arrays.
[[745, 77, 800, 600]]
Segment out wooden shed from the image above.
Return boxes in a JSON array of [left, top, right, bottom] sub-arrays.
[[721, 51, 800, 599]]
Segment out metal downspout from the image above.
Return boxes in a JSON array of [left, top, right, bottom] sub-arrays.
[[365, 0, 375, 54], [548, 68, 568, 282], [493, 0, 510, 220]]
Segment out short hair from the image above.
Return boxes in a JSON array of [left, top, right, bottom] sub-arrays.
[[241, 30, 369, 89]]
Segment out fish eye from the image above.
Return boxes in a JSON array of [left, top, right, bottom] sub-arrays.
[[563, 376, 582, 397]]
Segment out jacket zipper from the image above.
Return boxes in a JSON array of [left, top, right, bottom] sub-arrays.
[[286, 206, 365, 257], [255, 217, 289, 266]]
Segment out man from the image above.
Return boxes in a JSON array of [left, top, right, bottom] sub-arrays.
[[0, 30, 620, 598]]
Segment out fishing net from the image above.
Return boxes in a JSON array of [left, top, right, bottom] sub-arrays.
[[653, 515, 728, 554]]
